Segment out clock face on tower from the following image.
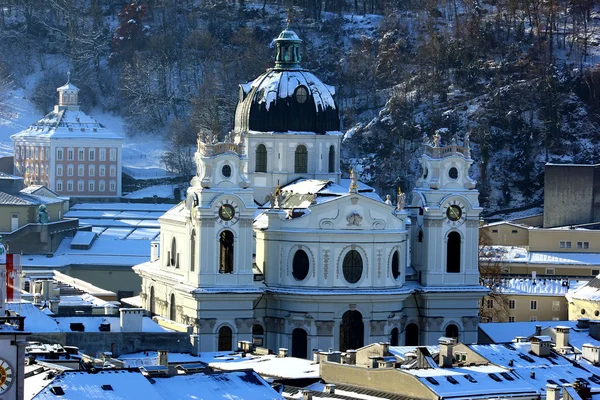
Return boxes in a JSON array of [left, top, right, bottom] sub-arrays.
[[0, 358, 13, 394], [443, 201, 466, 226], [215, 199, 240, 226]]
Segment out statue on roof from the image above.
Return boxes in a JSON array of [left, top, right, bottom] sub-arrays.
[[396, 188, 405, 211]]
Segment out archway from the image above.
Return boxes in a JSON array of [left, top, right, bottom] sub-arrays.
[[291, 328, 308, 359], [447, 232, 461, 273], [340, 310, 364, 352], [390, 327, 399, 346], [405, 323, 419, 346], [218, 326, 233, 351], [445, 324, 459, 340]]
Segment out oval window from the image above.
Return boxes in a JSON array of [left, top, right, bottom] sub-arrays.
[[222, 164, 232, 178], [449, 167, 458, 180], [343, 250, 363, 284], [295, 86, 308, 104], [292, 249, 310, 281]]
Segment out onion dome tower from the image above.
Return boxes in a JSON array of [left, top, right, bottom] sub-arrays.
[[234, 24, 342, 202]]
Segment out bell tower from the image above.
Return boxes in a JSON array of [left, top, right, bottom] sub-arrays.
[[410, 131, 481, 287]]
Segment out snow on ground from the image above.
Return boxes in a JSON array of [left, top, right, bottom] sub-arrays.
[[124, 184, 176, 199]]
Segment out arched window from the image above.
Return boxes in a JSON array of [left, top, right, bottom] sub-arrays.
[[328, 145, 335, 173], [170, 237, 177, 267], [418, 229, 423, 243], [294, 145, 308, 173], [291, 328, 308, 358], [343, 250, 363, 284], [405, 323, 419, 346], [292, 249, 310, 281], [445, 324, 459, 340], [447, 232, 461, 273], [252, 324, 264, 347], [256, 144, 267, 173], [391, 250, 400, 280], [340, 310, 364, 352], [169, 293, 176, 321], [219, 230, 234, 273], [149, 286, 155, 316], [190, 230, 196, 272], [218, 326, 233, 351], [390, 327, 399, 346]]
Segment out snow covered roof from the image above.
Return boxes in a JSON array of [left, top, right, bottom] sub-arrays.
[[53, 316, 167, 333], [478, 320, 582, 344], [567, 276, 600, 301], [481, 246, 600, 266], [11, 108, 124, 141], [490, 277, 586, 296]]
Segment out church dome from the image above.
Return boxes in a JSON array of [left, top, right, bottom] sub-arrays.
[[234, 28, 340, 134]]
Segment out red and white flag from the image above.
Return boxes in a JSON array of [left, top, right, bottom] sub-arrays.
[[6, 254, 21, 303]]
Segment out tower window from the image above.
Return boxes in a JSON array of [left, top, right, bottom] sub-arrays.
[[190, 230, 196, 272], [256, 144, 267, 173], [295, 145, 308, 173], [343, 249, 363, 284], [292, 249, 310, 281], [391, 250, 400, 280], [219, 230, 234, 274], [446, 232, 461, 273], [222, 164, 232, 178], [449, 167, 458, 180], [328, 145, 335, 173]]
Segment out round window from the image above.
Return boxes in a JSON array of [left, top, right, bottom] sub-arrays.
[[222, 164, 232, 178], [595, 310, 599, 317], [292, 249, 310, 281], [449, 167, 458, 180], [343, 250, 363, 284], [582, 309, 586, 315], [448, 167, 458, 179], [295, 86, 308, 104]]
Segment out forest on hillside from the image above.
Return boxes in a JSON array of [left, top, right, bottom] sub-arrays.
[[1, 0, 600, 211]]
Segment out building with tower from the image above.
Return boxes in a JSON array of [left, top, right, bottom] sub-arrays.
[[133, 27, 487, 355], [11, 74, 124, 197]]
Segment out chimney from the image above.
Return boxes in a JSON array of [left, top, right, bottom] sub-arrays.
[[573, 378, 591, 399], [380, 342, 389, 356], [158, 350, 168, 367], [438, 337, 456, 368], [416, 346, 434, 369], [582, 344, 600, 365], [302, 390, 313, 400], [590, 321, 600, 341], [313, 349, 322, 363], [320, 349, 341, 363], [530, 337, 551, 357], [120, 308, 144, 332], [555, 326, 571, 352], [577, 318, 590, 329], [324, 384, 336, 394], [514, 336, 527, 343], [346, 349, 357, 365], [278, 348, 288, 358], [150, 241, 159, 262], [546, 384, 560, 400], [535, 325, 542, 336]]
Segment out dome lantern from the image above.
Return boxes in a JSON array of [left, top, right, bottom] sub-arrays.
[[274, 24, 302, 70]]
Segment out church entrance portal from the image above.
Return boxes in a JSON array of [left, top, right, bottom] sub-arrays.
[[291, 328, 308, 359], [340, 310, 364, 352]]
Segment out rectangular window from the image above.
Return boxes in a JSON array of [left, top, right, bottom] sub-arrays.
[[110, 148, 117, 161], [67, 181, 73, 192], [89, 149, 95, 161], [486, 299, 494, 309], [78, 165, 84, 177], [578, 241, 583, 249], [34, 147, 39, 160], [56, 165, 63, 177], [109, 180, 116, 192], [509, 300, 516, 309], [511, 230, 518, 234], [530, 316, 537, 322], [99, 148, 106, 161], [593, 269, 600, 276], [88, 180, 95, 191], [99, 180, 105, 192], [566, 241, 572, 248], [99, 165, 106, 177], [585, 242, 590, 249], [57, 149, 64, 160], [492, 229, 498, 233], [552, 317, 560, 321], [77, 181, 84, 191], [560, 241, 566, 248], [110, 165, 116, 177], [56, 180, 63, 191], [89, 165, 95, 176], [78, 149, 85, 161], [67, 148, 74, 160], [545, 268, 555, 275], [509, 316, 515, 322], [552, 301, 560, 311], [67, 165, 74, 176], [531, 300, 537, 310]]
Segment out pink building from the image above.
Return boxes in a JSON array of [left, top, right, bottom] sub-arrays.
[[11, 76, 124, 197]]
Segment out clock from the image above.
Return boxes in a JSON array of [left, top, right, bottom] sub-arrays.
[[0, 358, 14, 394], [215, 199, 240, 226], [443, 201, 465, 226]]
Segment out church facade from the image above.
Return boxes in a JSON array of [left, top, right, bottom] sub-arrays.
[[133, 28, 487, 355]]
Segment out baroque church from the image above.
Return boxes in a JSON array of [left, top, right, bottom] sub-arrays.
[[133, 26, 487, 356]]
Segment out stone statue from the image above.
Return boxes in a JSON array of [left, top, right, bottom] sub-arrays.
[[396, 188, 405, 211], [349, 168, 358, 193], [38, 204, 48, 224], [433, 132, 441, 148], [385, 194, 392, 206]]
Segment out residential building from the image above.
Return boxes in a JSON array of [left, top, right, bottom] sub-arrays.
[[11, 75, 124, 197]]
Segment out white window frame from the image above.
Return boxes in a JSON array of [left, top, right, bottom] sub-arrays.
[[531, 300, 537, 310], [89, 165, 95, 177], [552, 301, 560, 311], [78, 148, 85, 161], [110, 165, 116, 177], [89, 149, 95, 161], [78, 165, 84, 177], [67, 165, 74, 176], [88, 180, 95, 192], [67, 180, 74, 192], [110, 148, 117, 161], [509, 300, 516, 309], [57, 165, 63, 177], [77, 180, 84, 192], [99, 165, 106, 177], [109, 180, 116, 192], [530, 316, 537, 322], [545, 268, 555, 275], [99, 148, 106, 161], [508, 316, 515, 323], [56, 180, 63, 191], [67, 148, 74, 161], [99, 180, 106, 192], [57, 148, 64, 160]]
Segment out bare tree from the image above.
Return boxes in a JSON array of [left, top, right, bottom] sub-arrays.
[[479, 229, 510, 322]]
